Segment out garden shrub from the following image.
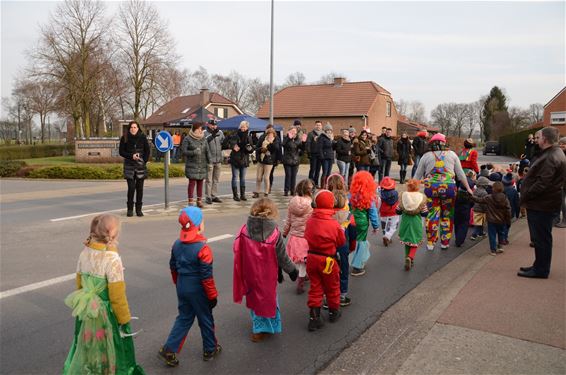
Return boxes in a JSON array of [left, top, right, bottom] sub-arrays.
[[0, 144, 74, 160], [25, 163, 184, 179], [0, 160, 27, 177]]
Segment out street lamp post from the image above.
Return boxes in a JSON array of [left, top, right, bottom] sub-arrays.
[[269, 0, 274, 126]]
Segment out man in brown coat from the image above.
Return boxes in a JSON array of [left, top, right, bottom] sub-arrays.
[[519, 127, 566, 278]]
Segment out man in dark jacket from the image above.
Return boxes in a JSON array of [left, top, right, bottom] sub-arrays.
[[204, 120, 225, 204], [378, 128, 394, 181], [411, 130, 428, 178], [519, 127, 566, 279], [306, 121, 323, 187]]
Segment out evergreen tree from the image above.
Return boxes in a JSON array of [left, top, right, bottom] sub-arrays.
[[481, 86, 509, 141]]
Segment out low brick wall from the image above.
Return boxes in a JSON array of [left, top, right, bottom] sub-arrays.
[[75, 138, 122, 163]]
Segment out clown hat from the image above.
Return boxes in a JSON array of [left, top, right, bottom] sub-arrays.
[[179, 206, 203, 241], [429, 133, 446, 143], [380, 177, 396, 190]]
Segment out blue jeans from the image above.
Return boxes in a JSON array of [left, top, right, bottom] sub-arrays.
[[283, 164, 298, 194], [378, 159, 392, 180], [336, 160, 350, 182], [357, 165, 370, 172], [231, 164, 246, 189], [487, 222, 505, 252], [321, 159, 333, 181], [308, 156, 322, 186], [472, 225, 485, 237], [527, 209, 559, 276], [411, 155, 422, 178]]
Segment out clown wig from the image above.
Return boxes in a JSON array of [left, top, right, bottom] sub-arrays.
[[406, 179, 420, 192], [349, 171, 377, 210]]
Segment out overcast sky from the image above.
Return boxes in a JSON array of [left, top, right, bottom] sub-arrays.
[[1, 0, 564, 117]]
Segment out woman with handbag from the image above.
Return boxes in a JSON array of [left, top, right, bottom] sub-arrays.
[[369, 134, 381, 178], [353, 130, 372, 172]]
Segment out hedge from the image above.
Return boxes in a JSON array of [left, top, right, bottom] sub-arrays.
[[0, 144, 74, 161], [499, 128, 542, 157], [24, 163, 185, 180], [0, 160, 27, 177]]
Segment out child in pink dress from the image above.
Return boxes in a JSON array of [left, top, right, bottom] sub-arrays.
[[283, 179, 314, 294]]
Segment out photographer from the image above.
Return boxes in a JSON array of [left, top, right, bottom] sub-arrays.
[[204, 120, 225, 204], [119, 121, 150, 217], [224, 120, 254, 201]]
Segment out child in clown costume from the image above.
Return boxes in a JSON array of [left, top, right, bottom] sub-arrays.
[[63, 214, 145, 375], [304, 190, 346, 331], [379, 177, 400, 247], [397, 179, 428, 270], [158, 206, 221, 367], [349, 171, 380, 276], [413, 133, 474, 250]]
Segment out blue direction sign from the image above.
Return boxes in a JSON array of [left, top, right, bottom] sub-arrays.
[[155, 131, 174, 152]]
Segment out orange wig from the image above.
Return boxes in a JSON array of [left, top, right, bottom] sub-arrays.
[[406, 179, 420, 192], [349, 171, 377, 210]]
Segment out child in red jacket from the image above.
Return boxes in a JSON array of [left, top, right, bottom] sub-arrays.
[[304, 190, 346, 331], [379, 177, 400, 246]]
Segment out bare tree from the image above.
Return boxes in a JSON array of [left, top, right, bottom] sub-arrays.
[[117, 0, 175, 121], [317, 72, 347, 84], [408, 101, 427, 123], [283, 72, 306, 87], [508, 106, 531, 133], [450, 103, 469, 138], [32, 0, 109, 138], [430, 103, 453, 135], [395, 99, 408, 117], [11, 85, 36, 144], [186, 66, 212, 94], [527, 103, 544, 124], [246, 78, 270, 115], [211, 71, 249, 110]]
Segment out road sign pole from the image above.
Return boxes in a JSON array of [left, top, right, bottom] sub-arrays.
[[164, 149, 169, 209]]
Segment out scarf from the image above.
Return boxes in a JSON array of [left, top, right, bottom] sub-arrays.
[[189, 129, 204, 140]]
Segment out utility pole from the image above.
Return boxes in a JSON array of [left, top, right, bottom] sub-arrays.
[[269, 0, 275, 126]]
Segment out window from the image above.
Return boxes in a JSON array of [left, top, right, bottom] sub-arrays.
[[386, 102, 391, 117], [214, 107, 228, 119], [181, 107, 191, 114], [550, 111, 566, 125]]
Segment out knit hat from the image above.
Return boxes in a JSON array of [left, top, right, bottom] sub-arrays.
[[348, 127, 356, 134], [429, 133, 446, 143], [502, 173, 514, 185], [324, 123, 333, 132], [293, 119, 302, 126], [479, 168, 490, 177], [380, 176, 396, 190], [488, 172, 502, 182], [314, 189, 335, 209], [179, 206, 203, 241], [476, 176, 492, 187]]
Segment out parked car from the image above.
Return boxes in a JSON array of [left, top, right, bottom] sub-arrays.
[[483, 141, 500, 155]]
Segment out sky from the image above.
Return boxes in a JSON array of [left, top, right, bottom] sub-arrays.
[[1, 0, 564, 118]]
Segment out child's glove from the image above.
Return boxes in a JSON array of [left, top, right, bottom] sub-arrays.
[[278, 267, 284, 284], [209, 298, 217, 309], [171, 271, 178, 285], [288, 268, 299, 282]]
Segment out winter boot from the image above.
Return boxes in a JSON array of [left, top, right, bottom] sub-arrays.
[[232, 187, 240, 202], [296, 277, 305, 295], [399, 171, 405, 184], [308, 307, 324, 331], [196, 198, 204, 208], [126, 202, 134, 217], [188, 198, 195, 206], [240, 186, 247, 201], [135, 202, 144, 217], [328, 308, 342, 323]]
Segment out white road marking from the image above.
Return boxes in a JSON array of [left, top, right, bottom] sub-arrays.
[[50, 194, 236, 222], [0, 233, 234, 300]]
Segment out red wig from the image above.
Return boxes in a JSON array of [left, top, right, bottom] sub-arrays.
[[349, 171, 377, 210]]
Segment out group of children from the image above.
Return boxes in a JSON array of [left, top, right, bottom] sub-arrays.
[[63, 164, 519, 371]]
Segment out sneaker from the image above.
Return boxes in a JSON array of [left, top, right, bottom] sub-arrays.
[[426, 244, 434, 251], [328, 309, 342, 323], [440, 244, 449, 250], [158, 347, 179, 367], [470, 235, 478, 241], [252, 192, 259, 198], [490, 251, 497, 256], [322, 300, 328, 310], [205, 197, 213, 205], [351, 268, 366, 276], [481, 233, 488, 238], [499, 239, 509, 246], [340, 296, 351, 307], [203, 344, 222, 361], [404, 257, 413, 271], [211, 196, 222, 203], [496, 248, 505, 254]]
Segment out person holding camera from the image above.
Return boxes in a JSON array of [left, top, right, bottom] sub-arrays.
[[225, 120, 255, 201], [119, 121, 150, 217], [204, 120, 225, 204]]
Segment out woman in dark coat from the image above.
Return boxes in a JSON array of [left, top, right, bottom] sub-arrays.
[[353, 130, 371, 172], [282, 126, 305, 196], [182, 122, 211, 208], [224, 120, 255, 201], [119, 121, 150, 217], [319, 123, 335, 188], [396, 132, 411, 184], [334, 129, 352, 182]]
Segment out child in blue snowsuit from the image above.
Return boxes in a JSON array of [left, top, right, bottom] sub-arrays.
[[501, 173, 520, 245], [454, 176, 476, 247], [159, 207, 221, 367]]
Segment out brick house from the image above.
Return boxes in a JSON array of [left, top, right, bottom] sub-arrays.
[[543, 86, 566, 136], [142, 89, 244, 133], [256, 78, 401, 135]]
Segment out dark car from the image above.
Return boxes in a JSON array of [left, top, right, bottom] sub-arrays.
[[483, 141, 500, 155]]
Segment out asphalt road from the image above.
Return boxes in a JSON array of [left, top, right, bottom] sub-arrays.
[[0, 154, 517, 374]]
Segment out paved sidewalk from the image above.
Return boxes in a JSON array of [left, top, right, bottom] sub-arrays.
[[321, 218, 566, 375]]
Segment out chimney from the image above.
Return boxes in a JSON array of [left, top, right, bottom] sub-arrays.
[[334, 77, 345, 87], [200, 88, 209, 106]]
